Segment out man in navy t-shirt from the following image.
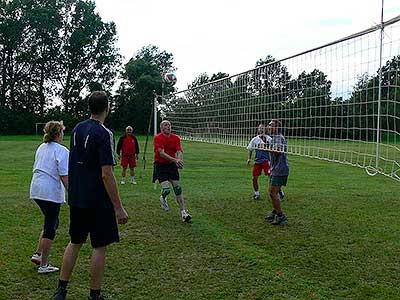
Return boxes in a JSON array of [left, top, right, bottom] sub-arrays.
[[53, 91, 128, 300]]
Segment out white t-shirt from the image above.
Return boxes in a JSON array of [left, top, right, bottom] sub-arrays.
[[30, 142, 69, 203], [247, 135, 272, 151]]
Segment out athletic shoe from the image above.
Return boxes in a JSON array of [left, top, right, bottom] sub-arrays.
[[121, 179, 126, 185], [182, 212, 192, 222], [160, 196, 170, 211], [38, 264, 59, 274], [279, 189, 285, 200], [253, 194, 260, 200], [52, 286, 67, 300], [265, 210, 277, 222], [31, 253, 41, 265], [271, 214, 287, 225], [130, 180, 137, 185]]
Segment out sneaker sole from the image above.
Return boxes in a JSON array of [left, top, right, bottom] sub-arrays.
[[38, 268, 59, 274], [31, 258, 41, 265]]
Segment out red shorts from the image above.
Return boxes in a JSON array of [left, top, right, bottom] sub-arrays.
[[252, 161, 270, 177], [121, 155, 136, 168]]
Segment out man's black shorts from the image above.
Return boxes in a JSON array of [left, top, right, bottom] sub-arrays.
[[153, 162, 180, 183], [69, 205, 119, 248]]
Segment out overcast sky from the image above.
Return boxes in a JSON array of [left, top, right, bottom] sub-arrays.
[[94, 0, 400, 91]]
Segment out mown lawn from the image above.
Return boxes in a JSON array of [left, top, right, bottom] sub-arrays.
[[0, 135, 399, 300]]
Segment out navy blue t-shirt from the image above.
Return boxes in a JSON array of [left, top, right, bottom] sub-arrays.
[[68, 119, 116, 209]]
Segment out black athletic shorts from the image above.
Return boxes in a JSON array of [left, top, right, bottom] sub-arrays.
[[34, 199, 61, 240], [69, 205, 119, 248], [153, 162, 180, 183]]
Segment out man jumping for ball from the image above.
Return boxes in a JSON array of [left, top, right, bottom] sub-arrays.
[[153, 120, 192, 222]]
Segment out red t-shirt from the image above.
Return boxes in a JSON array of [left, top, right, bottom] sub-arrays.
[[122, 135, 136, 156], [154, 133, 182, 164]]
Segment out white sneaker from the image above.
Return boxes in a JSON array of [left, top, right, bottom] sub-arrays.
[[31, 253, 41, 265], [182, 212, 192, 222], [38, 264, 59, 274], [130, 179, 137, 185], [160, 196, 170, 211], [121, 179, 126, 185]]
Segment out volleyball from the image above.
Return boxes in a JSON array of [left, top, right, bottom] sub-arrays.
[[164, 72, 177, 85]]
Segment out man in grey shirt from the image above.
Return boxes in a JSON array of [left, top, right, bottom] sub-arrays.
[[265, 119, 289, 225]]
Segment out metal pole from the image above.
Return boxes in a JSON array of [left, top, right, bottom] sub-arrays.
[[153, 94, 157, 136], [375, 0, 384, 172]]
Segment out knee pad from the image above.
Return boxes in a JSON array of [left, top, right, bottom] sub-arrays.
[[161, 187, 171, 198], [173, 185, 182, 196]]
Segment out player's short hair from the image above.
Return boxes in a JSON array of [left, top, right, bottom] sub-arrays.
[[89, 91, 108, 115], [160, 120, 171, 128], [43, 121, 65, 143], [270, 119, 281, 127]]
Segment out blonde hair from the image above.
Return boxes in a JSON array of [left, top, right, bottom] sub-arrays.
[[43, 121, 65, 143]]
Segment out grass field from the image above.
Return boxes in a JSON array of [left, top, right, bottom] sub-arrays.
[[1, 135, 400, 300]]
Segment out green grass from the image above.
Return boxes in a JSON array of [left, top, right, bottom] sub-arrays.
[[0, 135, 400, 300]]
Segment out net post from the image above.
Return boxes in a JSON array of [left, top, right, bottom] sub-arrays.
[[375, 0, 385, 172]]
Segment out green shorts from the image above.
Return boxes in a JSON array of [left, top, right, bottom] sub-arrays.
[[270, 175, 288, 186]]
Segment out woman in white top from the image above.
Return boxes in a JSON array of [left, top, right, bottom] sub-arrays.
[[30, 121, 69, 274]]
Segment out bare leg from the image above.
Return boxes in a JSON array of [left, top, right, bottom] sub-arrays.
[[90, 246, 106, 290], [35, 231, 43, 254], [171, 180, 185, 210], [129, 167, 135, 177], [39, 238, 53, 266], [252, 176, 259, 192], [59, 242, 82, 281], [269, 185, 282, 214], [121, 167, 127, 178]]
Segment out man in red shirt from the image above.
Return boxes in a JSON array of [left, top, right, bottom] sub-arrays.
[[153, 120, 192, 222], [116, 126, 139, 185]]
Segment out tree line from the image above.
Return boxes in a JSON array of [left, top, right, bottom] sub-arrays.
[[1, 0, 399, 141], [0, 0, 175, 134]]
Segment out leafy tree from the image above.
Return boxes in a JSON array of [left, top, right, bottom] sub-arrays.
[[57, 0, 121, 115], [0, 0, 121, 134], [112, 45, 176, 133]]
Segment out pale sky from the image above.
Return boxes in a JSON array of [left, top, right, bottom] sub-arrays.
[[94, 0, 400, 91]]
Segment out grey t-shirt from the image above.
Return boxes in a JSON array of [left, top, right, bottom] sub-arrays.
[[270, 134, 289, 177]]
